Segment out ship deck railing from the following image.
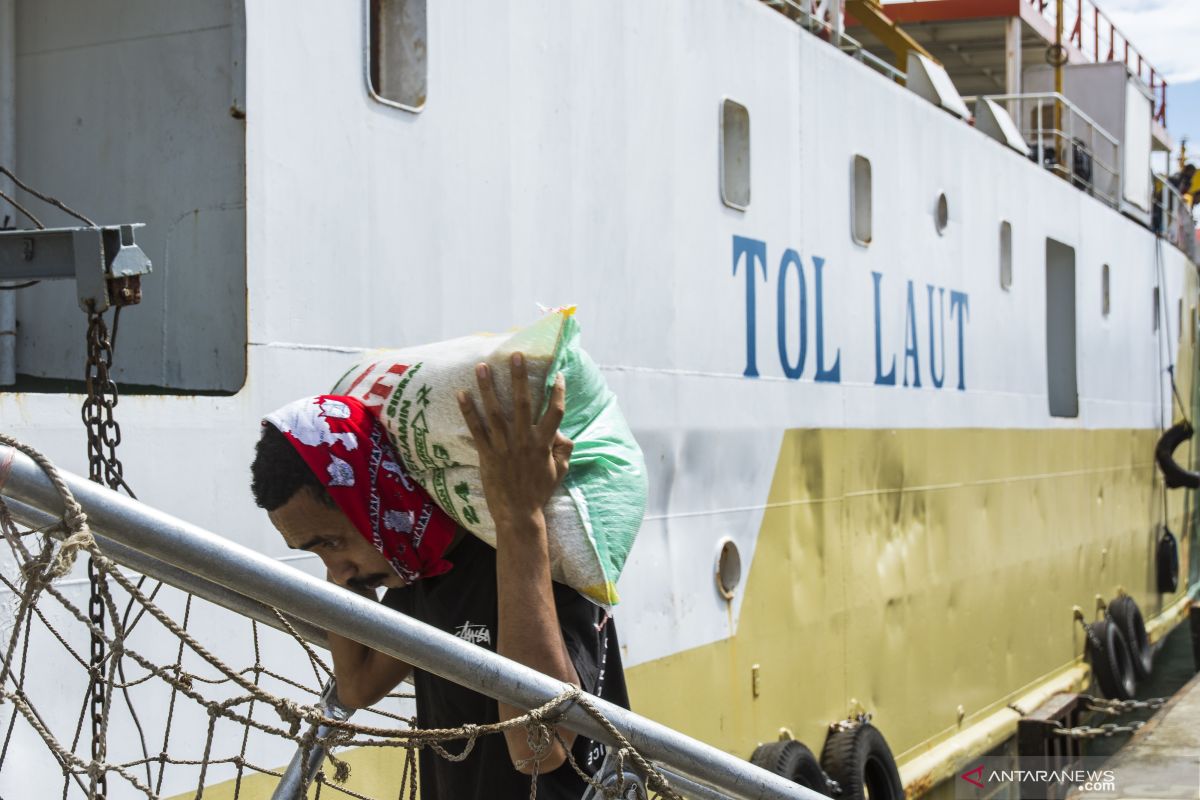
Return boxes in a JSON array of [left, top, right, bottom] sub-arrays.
[[1154, 175, 1197, 262], [0, 444, 814, 800], [760, 0, 906, 83], [1021, 0, 1168, 127], [964, 92, 1121, 210]]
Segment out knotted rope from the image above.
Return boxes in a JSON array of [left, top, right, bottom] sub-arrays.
[[0, 436, 679, 799]]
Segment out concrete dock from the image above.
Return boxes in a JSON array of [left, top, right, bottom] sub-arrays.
[[1070, 671, 1200, 800]]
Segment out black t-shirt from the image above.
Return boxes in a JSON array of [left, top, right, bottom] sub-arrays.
[[382, 534, 630, 800]]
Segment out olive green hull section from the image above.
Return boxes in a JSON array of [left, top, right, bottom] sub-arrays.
[[176, 429, 1194, 800], [168, 747, 415, 799], [627, 427, 1193, 772]]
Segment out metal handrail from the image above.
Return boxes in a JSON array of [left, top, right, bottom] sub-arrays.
[[274, 678, 741, 800], [971, 92, 1118, 149], [0, 446, 814, 800], [759, 0, 906, 83], [4, 497, 329, 647], [274, 679, 355, 799], [964, 91, 1121, 208], [1022, 0, 1167, 124], [1153, 173, 1196, 260], [841, 36, 905, 83]]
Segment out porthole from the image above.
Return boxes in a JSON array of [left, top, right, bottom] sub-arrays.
[[934, 192, 949, 235], [714, 537, 742, 600]]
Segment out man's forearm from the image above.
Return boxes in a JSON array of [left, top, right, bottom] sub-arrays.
[[326, 626, 374, 706], [495, 510, 579, 771], [459, 355, 579, 773], [325, 580, 411, 708]]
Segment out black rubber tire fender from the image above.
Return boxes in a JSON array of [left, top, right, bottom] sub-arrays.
[[1157, 529, 1180, 594], [820, 723, 904, 800], [1154, 421, 1200, 490], [750, 740, 828, 794], [1087, 619, 1137, 700], [1108, 596, 1153, 680]]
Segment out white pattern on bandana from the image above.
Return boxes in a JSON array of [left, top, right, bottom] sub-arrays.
[[384, 509, 414, 534], [326, 456, 355, 487], [318, 399, 352, 419], [266, 397, 359, 451], [381, 457, 415, 490], [367, 427, 384, 548]]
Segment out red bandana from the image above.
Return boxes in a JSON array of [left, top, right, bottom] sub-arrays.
[[264, 395, 456, 583]]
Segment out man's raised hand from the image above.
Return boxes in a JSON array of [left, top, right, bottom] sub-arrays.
[[456, 352, 574, 530]]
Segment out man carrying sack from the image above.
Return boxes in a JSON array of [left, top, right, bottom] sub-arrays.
[[250, 353, 631, 799]]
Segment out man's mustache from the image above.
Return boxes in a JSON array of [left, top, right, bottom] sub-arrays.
[[346, 573, 390, 591]]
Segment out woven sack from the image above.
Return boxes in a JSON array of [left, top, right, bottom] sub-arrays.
[[332, 309, 645, 605]]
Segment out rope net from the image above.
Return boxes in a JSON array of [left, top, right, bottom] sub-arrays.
[[0, 437, 674, 800]]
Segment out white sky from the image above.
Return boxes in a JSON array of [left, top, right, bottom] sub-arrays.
[[1102, 0, 1200, 84]]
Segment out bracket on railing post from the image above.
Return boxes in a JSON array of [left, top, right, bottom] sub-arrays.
[[272, 679, 355, 799]]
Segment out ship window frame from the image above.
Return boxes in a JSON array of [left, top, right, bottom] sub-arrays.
[[999, 220, 1012, 290], [720, 99, 751, 211], [1101, 264, 1111, 318], [366, 0, 428, 113], [851, 155, 872, 246]]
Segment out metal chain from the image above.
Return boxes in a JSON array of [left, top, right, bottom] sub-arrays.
[[81, 306, 131, 800], [83, 308, 133, 497], [1053, 696, 1172, 739], [86, 556, 107, 799], [1084, 697, 1169, 715], [1053, 721, 1146, 740]]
